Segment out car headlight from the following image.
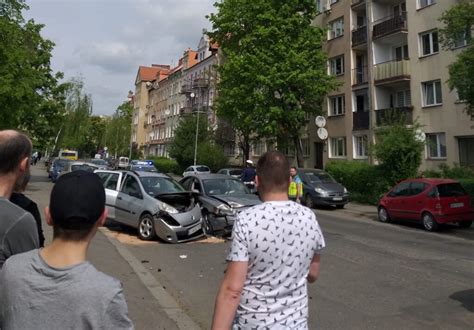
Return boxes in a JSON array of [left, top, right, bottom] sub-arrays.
[[228, 201, 244, 208], [314, 187, 328, 196], [214, 204, 235, 216], [161, 202, 179, 214], [344, 187, 348, 194]]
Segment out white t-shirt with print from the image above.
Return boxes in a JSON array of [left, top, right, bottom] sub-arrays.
[[227, 200, 325, 329]]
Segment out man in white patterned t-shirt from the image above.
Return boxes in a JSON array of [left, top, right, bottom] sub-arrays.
[[212, 151, 325, 329]]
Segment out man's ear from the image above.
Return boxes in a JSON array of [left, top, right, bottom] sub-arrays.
[[19, 157, 29, 172], [44, 207, 53, 227], [255, 175, 260, 188], [97, 208, 109, 227]]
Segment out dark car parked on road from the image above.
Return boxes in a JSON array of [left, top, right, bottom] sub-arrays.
[[179, 174, 261, 235], [378, 178, 473, 231], [298, 168, 349, 209]]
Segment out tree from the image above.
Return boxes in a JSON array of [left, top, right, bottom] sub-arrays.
[[207, 0, 338, 166], [168, 115, 213, 169], [372, 122, 425, 185], [103, 101, 133, 158], [0, 0, 68, 148], [439, 0, 474, 116]]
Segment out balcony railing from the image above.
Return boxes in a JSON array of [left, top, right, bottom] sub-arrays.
[[352, 26, 367, 47], [375, 107, 413, 126], [351, 0, 365, 6], [374, 59, 410, 84], [353, 111, 370, 130], [352, 66, 368, 85], [180, 83, 192, 94], [373, 13, 407, 40]]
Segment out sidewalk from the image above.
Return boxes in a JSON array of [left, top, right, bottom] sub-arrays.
[[339, 202, 379, 221]]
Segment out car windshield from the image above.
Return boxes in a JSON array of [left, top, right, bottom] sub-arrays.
[[90, 159, 107, 166], [436, 183, 467, 197], [71, 164, 96, 172], [229, 169, 243, 176], [140, 177, 185, 196], [303, 171, 335, 184], [203, 179, 249, 196], [196, 166, 210, 172]]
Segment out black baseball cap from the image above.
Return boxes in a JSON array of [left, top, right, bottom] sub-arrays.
[[50, 170, 105, 229]]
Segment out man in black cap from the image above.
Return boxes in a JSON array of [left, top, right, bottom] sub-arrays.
[[0, 171, 134, 330]]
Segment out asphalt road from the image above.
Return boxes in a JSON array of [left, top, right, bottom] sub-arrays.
[[26, 165, 473, 329]]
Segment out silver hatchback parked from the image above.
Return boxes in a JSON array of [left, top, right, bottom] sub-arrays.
[[95, 170, 204, 243]]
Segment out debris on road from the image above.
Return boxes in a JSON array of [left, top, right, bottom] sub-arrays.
[[179, 255, 188, 259]]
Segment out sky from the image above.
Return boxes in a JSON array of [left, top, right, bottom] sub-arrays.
[[26, 0, 216, 115]]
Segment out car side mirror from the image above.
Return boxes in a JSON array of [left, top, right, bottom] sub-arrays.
[[192, 188, 200, 194]]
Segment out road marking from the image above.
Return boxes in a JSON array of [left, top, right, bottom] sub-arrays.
[[100, 227, 201, 330]]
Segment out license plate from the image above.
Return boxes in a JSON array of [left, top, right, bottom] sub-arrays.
[[188, 224, 201, 235], [333, 197, 343, 201], [450, 202, 464, 208]]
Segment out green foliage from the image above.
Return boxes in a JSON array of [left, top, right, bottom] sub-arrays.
[[197, 142, 227, 173], [168, 115, 212, 169], [103, 101, 133, 158], [423, 163, 474, 179], [372, 123, 424, 185], [148, 157, 180, 174], [458, 179, 474, 200], [325, 161, 390, 205], [207, 0, 339, 165], [0, 0, 68, 149], [439, 0, 474, 116]]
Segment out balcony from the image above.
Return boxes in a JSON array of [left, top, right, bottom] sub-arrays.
[[373, 13, 407, 40], [374, 59, 410, 85], [179, 106, 192, 115], [193, 78, 209, 89], [352, 26, 367, 47], [180, 83, 192, 94], [352, 66, 368, 86], [353, 111, 370, 130], [375, 107, 413, 126], [351, 0, 365, 7]]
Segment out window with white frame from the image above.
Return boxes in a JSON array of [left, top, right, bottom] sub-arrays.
[[315, 0, 322, 12], [426, 133, 446, 158], [301, 139, 310, 157], [253, 140, 265, 156], [330, 137, 347, 158], [353, 135, 368, 158], [329, 55, 344, 75], [419, 30, 439, 56], [395, 90, 412, 107], [328, 17, 344, 40], [329, 95, 345, 116], [453, 30, 469, 48], [418, 0, 435, 9], [422, 80, 442, 106]]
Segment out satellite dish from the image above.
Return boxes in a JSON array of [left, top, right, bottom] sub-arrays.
[[415, 129, 426, 142], [317, 127, 328, 140], [315, 116, 326, 128]]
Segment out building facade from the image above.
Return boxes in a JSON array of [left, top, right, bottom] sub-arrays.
[[311, 0, 473, 170]]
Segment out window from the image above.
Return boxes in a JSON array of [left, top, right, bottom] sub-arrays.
[[418, 0, 435, 9], [330, 137, 347, 158], [253, 140, 265, 156], [420, 30, 439, 56], [330, 0, 338, 5], [329, 55, 344, 75], [395, 90, 412, 107], [353, 135, 368, 158], [410, 182, 428, 195], [392, 182, 411, 197], [329, 95, 345, 116], [453, 30, 469, 48], [316, 0, 322, 12], [422, 80, 442, 106], [427, 133, 446, 158], [301, 139, 310, 157], [394, 45, 409, 61], [328, 17, 344, 40], [121, 176, 141, 198]]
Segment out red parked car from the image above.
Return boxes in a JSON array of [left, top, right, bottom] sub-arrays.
[[378, 178, 473, 231]]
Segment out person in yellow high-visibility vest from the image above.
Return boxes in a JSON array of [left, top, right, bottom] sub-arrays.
[[288, 167, 303, 203]]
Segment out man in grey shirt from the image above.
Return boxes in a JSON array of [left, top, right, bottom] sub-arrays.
[[0, 171, 134, 329], [0, 130, 39, 268]]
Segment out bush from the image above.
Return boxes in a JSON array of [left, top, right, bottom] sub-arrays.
[[459, 179, 474, 200], [148, 157, 181, 174], [325, 161, 390, 205]]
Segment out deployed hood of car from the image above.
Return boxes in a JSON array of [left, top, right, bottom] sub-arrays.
[[155, 192, 197, 212], [213, 194, 261, 207]]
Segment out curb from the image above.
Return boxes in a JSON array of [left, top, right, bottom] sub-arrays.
[[100, 227, 201, 330]]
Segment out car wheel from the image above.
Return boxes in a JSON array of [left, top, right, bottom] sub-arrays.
[[202, 212, 214, 236], [378, 206, 391, 223], [422, 212, 438, 232], [305, 195, 315, 209], [458, 221, 472, 229], [138, 214, 156, 240]]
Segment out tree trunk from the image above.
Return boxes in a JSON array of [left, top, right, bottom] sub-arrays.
[[239, 133, 250, 164], [293, 135, 304, 167]]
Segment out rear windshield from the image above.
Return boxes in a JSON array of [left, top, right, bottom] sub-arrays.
[[60, 152, 77, 157], [436, 183, 467, 197], [71, 164, 96, 172], [196, 166, 210, 172]]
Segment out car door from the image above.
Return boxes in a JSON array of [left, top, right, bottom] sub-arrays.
[[116, 174, 144, 227], [95, 171, 121, 220], [405, 181, 429, 220], [388, 181, 412, 219]]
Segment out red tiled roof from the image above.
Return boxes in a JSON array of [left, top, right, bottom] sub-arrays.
[[138, 66, 162, 82]]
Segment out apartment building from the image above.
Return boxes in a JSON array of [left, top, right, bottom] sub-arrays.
[[132, 65, 170, 153], [313, 0, 473, 170]]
